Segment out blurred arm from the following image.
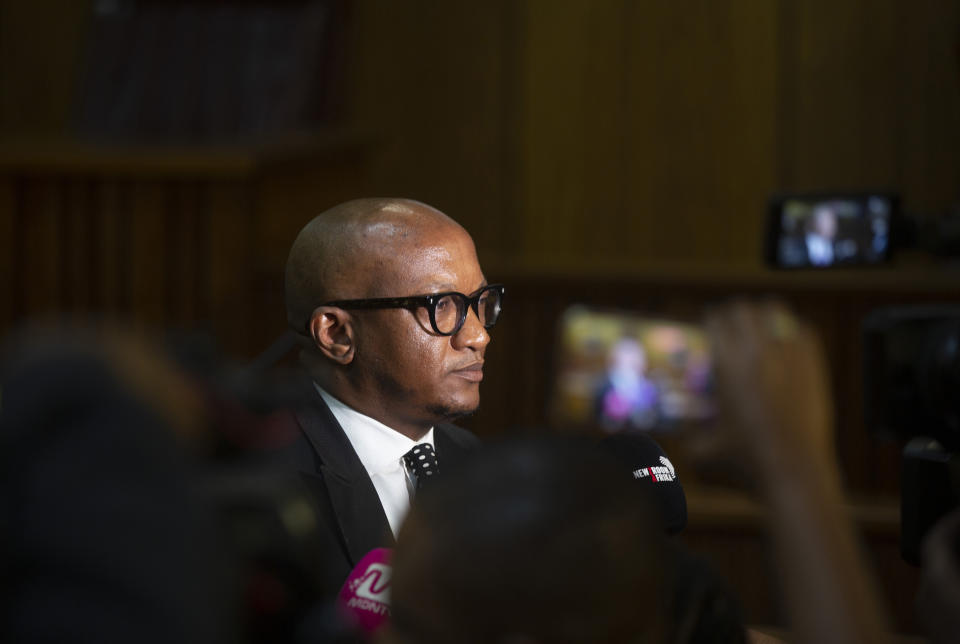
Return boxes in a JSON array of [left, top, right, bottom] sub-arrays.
[[706, 302, 889, 644]]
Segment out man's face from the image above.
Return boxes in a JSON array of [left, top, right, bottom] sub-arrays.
[[813, 207, 838, 238], [349, 223, 491, 429]]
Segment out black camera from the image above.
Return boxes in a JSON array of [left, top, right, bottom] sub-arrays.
[[765, 190, 960, 269], [863, 306, 960, 564], [765, 192, 898, 268]]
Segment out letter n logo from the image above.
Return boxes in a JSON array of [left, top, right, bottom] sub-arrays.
[[355, 563, 392, 602]]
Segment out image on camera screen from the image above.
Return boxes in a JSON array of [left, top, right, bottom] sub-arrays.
[[774, 195, 892, 268], [552, 306, 716, 433]]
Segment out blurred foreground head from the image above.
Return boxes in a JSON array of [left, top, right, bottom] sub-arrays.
[[389, 439, 671, 644], [0, 324, 234, 644]]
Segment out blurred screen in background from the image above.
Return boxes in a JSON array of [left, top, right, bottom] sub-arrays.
[[552, 306, 715, 434], [769, 193, 895, 269]]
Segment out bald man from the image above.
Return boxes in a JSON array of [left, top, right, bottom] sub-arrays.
[[283, 198, 502, 597]]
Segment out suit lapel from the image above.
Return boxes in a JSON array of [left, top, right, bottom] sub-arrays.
[[296, 392, 394, 566], [434, 423, 474, 470], [433, 425, 459, 472]]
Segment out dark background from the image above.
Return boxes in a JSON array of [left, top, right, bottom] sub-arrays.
[[1, 0, 958, 634]]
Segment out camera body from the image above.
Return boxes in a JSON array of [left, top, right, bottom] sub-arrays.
[[862, 306, 960, 564], [765, 192, 898, 269], [863, 306, 960, 450], [765, 190, 960, 269]]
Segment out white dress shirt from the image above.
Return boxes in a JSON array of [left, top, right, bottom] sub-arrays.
[[315, 385, 434, 538]]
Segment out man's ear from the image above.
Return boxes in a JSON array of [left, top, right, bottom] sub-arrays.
[[308, 307, 355, 365]]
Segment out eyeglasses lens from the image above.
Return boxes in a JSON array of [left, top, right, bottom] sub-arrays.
[[432, 287, 502, 335], [477, 289, 501, 327], [433, 294, 461, 334]]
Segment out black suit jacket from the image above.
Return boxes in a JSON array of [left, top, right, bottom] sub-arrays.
[[289, 388, 480, 598]]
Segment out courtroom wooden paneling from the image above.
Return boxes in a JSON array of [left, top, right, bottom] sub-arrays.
[[0, 172, 246, 348], [779, 0, 960, 215], [0, 138, 372, 355], [343, 0, 520, 258], [0, 0, 88, 137], [1, 1, 956, 270], [0, 178, 14, 328], [895, 0, 960, 214], [520, 0, 780, 265], [681, 489, 920, 633], [519, 0, 957, 266]]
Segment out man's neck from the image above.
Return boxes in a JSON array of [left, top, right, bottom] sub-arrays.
[[314, 382, 432, 442]]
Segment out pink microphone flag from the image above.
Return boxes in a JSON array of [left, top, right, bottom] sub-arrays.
[[336, 547, 393, 634]]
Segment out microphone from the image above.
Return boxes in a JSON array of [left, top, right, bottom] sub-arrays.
[[600, 433, 688, 534], [336, 548, 393, 636]]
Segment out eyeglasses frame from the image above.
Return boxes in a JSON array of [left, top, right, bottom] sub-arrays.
[[321, 283, 505, 337]]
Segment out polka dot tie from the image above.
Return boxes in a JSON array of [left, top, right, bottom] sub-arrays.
[[403, 443, 439, 491]]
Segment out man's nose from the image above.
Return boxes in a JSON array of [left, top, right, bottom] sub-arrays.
[[452, 305, 490, 351]]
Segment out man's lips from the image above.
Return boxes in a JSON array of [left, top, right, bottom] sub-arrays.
[[451, 362, 484, 382]]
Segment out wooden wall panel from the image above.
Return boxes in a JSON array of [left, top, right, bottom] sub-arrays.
[[129, 181, 168, 326], [0, 178, 15, 328], [61, 179, 92, 310], [520, 1, 624, 258], [521, 0, 780, 266], [894, 0, 960, 214], [624, 0, 779, 265], [166, 182, 205, 322], [0, 0, 88, 136], [345, 0, 519, 258], [254, 152, 373, 273], [519, 0, 956, 267], [0, 144, 368, 356], [782, 0, 899, 187], [19, 178, 63, 315], [778, 0, 959, 212], [94, 180, 126, 312], [206, 181, 256, 338], [680, 493, 920, 633]]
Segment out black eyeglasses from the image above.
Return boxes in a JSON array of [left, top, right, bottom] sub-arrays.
[[322, 284, 505, 337]]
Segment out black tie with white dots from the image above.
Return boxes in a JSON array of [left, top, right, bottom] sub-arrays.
[[403, 443, 439, 491]]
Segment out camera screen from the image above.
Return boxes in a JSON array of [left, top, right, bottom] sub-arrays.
[[551, 306, 716, 433], [771, 194, 893, 268], [863, 307, 960, 447]]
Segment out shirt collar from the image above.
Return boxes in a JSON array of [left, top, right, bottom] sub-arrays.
[[315, 384, 435, 475]]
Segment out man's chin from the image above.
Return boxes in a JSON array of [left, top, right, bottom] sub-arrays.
[[427, 402, 480, 423]]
